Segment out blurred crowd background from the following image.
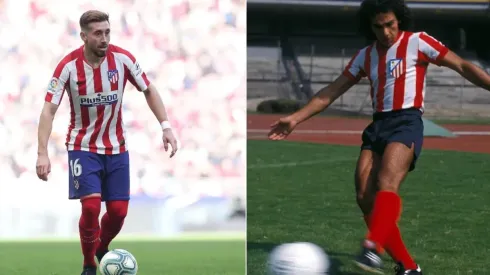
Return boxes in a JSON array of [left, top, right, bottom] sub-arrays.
[[0, 0, 246, 238]]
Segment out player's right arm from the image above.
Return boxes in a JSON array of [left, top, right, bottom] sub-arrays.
[[36, 63, 69, 181], [268, 50, 365, 140], [287, 74, 358, 124], [37, 102, 60, 156]]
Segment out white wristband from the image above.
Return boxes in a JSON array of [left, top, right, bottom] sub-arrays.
[[161, 120, 172, 130]]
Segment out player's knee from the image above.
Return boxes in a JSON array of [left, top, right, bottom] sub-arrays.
[[106, 201, 128, 220], [377, 174, 401, 193], [81, 197, 102, 218], [109, 209, 127, 221]]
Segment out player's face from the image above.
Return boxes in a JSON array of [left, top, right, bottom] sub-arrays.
[[82, 21, 111, 58], [370, 11, 399, 47]]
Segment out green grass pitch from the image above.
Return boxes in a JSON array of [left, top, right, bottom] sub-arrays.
[[0, 236, 245, 274], [247, 139, 490, 274]]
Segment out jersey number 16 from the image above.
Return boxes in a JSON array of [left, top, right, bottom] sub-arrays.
[[70, 158, 83, 177]]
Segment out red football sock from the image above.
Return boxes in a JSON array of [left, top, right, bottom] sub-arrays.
[[79, 197, 101, 267], [366, 191, 401, 250], [365, 214, 417, 269], [98, 200, 129, 252], [386, 224, 418, 269]]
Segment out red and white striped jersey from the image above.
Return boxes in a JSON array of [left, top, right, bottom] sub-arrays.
[[343, 31, 449, 113], [45, 44, 151, 154]]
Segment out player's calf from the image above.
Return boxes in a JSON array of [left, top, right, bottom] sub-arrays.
[[354, 149, 381, 215], [79, 196, 102, 268], [98, 200, 129, 253], [96, 248, 109, 264], [357, 192, 375, 215]]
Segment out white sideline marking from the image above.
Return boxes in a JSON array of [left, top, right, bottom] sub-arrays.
[[247, 129, 490, 136], [453, 131, 490, 136]]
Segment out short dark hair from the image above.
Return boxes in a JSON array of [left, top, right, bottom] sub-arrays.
[[79, 10, 110, 31], [357, 0, 413, 43]]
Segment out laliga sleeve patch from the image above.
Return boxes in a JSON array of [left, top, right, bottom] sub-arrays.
[[48, 77, 59, 92]]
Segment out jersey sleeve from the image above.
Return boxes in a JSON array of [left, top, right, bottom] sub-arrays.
[[45, 61, 70, 105], [122, 51, 151, 92], [342, 49, 367, 81], [418, 32, 449, 66]]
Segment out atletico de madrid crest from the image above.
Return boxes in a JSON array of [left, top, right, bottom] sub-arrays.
[[108, 69, 119, 84], [388, 58, 404, 79]]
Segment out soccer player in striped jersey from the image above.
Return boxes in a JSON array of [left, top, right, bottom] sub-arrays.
[[35, 10, 178, 275], [268, 0, 490, 274]]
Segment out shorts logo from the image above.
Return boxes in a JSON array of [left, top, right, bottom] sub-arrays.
[[388, 58, 404, 79], [73, 179, 79, 190], [108, 69, 119, 84]]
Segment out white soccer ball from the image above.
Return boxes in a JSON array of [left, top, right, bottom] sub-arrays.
[[99, 249, 138, 275], [268, 242, 330, 275]]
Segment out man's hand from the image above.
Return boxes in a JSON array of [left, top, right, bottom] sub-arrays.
[[162, 129, 178, 158], [36, 153, 51, 181], [268, 116, 298, 140]]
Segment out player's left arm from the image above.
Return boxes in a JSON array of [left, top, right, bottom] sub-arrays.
[[439, 51, 490, 91], [125, 54, 178, 157], [142, 84, 178, 155], [142, 84, 170, 131], [418, 32, 490, 91]]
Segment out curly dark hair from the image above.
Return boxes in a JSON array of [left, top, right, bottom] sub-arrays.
[[357, 0, 413, 43]]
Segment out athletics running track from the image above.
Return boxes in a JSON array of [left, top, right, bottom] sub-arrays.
[[248, 114, 490, 154]]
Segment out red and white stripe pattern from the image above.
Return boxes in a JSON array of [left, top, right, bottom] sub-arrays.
[[343, 31, 449, 113], [45, 44, 151, 154]]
